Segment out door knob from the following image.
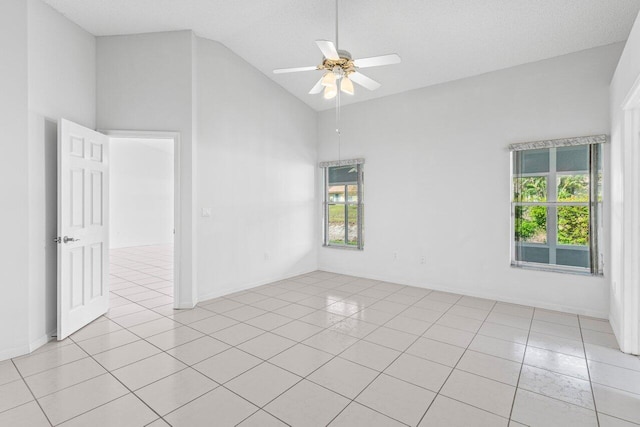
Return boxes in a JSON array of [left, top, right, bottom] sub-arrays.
[[63, 236, 80, 243]]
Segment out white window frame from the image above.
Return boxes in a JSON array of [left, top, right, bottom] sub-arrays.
[[509, 136, 606, 276], [320, 159, 364, 250]]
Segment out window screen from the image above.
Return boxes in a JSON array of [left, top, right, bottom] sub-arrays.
[[321, 161, 364, 249], [511, 140, 603, 275]]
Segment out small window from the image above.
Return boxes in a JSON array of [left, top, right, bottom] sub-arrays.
[[511, 139, 603, 275], [322, 161, 364, 249]]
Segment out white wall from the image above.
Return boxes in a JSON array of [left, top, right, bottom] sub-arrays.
[[318, 43, 623, 318], [97, 32, 318, 304], [26, 0, 96, 354], [97, 31, 198, 307], [0, 0, 30, 360], [195, 37, 317, 300], [609, 11, 640, 353], [110, 138, 174, 248]]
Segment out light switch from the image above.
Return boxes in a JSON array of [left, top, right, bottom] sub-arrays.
[[201, 208, 212, 217]]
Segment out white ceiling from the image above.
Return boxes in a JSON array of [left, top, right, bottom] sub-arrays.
[[44, 0, 640, 111]]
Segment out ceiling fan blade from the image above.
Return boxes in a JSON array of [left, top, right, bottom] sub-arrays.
[[273, 66, 318, 74], [315, 40, 340, 60], [354, 53, 401, 69], [309, 77, 324, 94], [349, 72, 381, 91]]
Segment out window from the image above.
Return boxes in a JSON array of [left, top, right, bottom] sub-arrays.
[[321, 159, 364, 249], [510, 136, 605, 275]]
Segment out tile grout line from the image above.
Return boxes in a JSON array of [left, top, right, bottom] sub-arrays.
[[577, 315, 601, 427], [11, 251, 628, 426], [22, 249, 176, 425], [509, 311, 608, 424], [414, 299, 508, 426], [157, 281, 420, 426], [53, 336, 168, 426], [155, 276, 387, 425], [506, 305, 535, 424], [16, 274, 495, 426], [9, 359, 54, 426], [104, 272, 387, 424], [160, 277, 397, 424], [16, 288, 625, 422], [256, 283, 435, 427], [326, 291, 471, 426]]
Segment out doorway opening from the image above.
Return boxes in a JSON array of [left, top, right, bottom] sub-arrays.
[[107, 136, 177, 316]]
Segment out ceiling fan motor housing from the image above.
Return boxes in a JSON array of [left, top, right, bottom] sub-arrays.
[[321, 49, 355, 76]]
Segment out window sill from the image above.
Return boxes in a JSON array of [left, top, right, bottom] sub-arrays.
[[510, 262, 602, 277], [322, 244, 363, 251]]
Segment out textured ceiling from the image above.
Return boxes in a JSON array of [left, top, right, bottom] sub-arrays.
[[44, 0, 640, 111]]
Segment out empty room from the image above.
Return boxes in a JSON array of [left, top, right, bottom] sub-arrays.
[[2, 0, 640, 426]]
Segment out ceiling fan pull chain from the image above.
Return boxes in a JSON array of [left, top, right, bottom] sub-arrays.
[[336, 86, 341, 161]]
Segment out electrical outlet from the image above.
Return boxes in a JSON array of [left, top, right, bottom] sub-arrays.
[[420, 256, 426, 264], [393, 252, 399, 261]]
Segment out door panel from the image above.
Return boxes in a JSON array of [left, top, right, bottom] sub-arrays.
[[91, 171, 103, 225], [90, 243, 103, 299], [57, 118, 109, 340]]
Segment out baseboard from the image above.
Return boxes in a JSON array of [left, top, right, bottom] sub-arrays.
[[0, 343, 31, 362], [197, 268, 318, 303], [609, 314, 622, 348], [318, 266, 609, 319], [29, 329, 56, 353], [609, 314, 639, 355], [0, 328, 56, 362], [175, 300, 198, 310]]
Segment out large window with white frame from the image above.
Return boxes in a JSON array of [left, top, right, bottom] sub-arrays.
[[321, 159, 364, 249], [510, 135, 605, 275]]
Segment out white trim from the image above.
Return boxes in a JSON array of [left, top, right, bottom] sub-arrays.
[[197, 269, 318, 303], [101, 130, 189, 310], [511, 145, 601, 275], [0, 344, 31, 362], [29, 328, 57, 353], [318, 267, 609, 319], [508, 134, 608, 151], [616, 81, 640, 354], [319, 158, 365, 168], [0, 329, 56, 362], [621, 71, 640, 109]]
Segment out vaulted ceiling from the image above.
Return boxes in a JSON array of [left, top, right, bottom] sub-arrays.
[[44, 0, 640, 111]]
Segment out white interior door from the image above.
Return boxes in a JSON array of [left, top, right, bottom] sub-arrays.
[[57, 118, 109, 340]]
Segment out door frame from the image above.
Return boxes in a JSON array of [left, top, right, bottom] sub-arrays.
[[612, 73, 640, 355], [102, 130, 183, 309]]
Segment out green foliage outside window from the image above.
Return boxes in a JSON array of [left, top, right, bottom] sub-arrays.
[[557, 175, 589, 245], [514, 177, 547, 242], [514, 175, 589, 246], [328, 204, 357, 222], [558, 206, 589, 245], [515, 205, 547, 242], [514, 176, 547, 202]]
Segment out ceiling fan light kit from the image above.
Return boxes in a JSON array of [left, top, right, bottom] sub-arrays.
[[273, 0, 401, 100], [323, 84, 338, 99], [341, 76, 354, 95], [272, 0, 402, 159]]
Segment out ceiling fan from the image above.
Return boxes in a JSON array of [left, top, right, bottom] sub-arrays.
[[273, 0, 401, 100]]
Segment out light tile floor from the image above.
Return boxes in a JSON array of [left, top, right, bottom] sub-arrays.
[[2, 245, 640, 426]]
